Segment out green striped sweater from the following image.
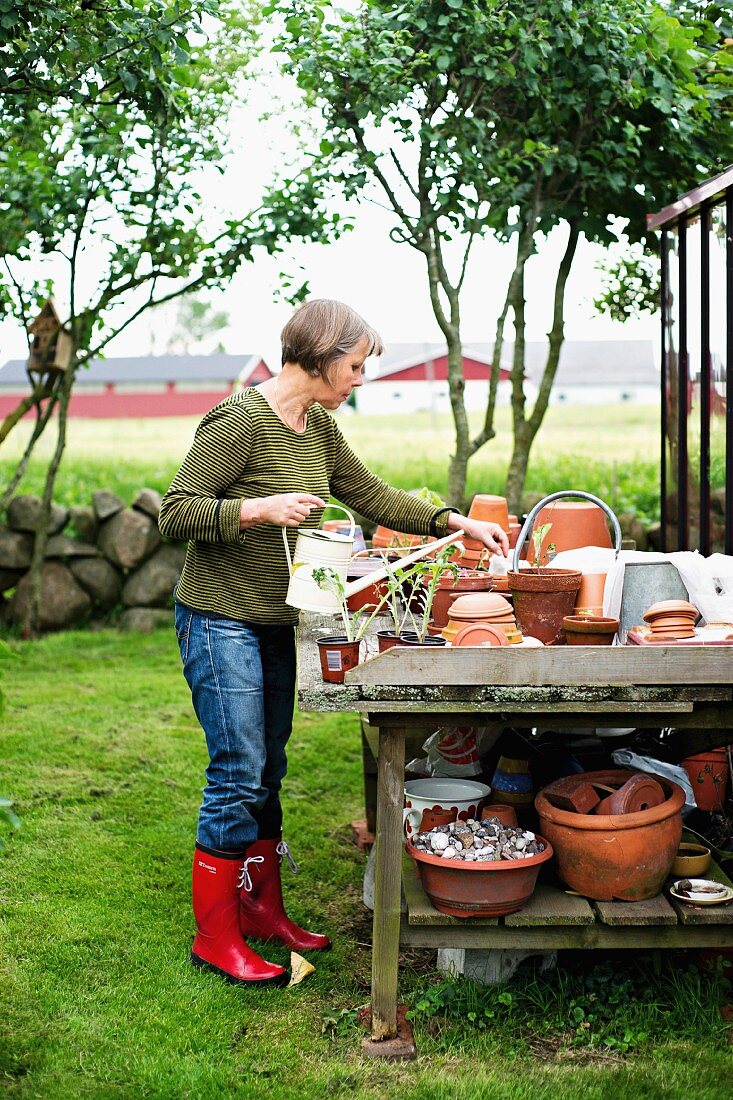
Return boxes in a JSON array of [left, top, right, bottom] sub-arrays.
[[159, 387, 448, 623]]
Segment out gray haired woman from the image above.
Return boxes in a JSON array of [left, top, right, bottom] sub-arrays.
[[159, 299, 508, 987]]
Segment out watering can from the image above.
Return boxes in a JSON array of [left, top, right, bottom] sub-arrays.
[[282, 505, 465, 614]]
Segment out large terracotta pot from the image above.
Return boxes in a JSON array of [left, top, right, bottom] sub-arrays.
[[682, 748, 731, 811], [529, 502, 612, 561], [468, 494, 510, 532], [407, 836, 553, 918], [507, 568, 582, 645], [535, 769, 685, 901]]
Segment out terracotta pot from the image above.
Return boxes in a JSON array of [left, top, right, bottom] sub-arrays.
[[419, 807, 457, 832], [508, 568, 582, 646], [535, 769, 685, 901], [346, 578, 388, 613], [682, 748, 730, 811], [528, 502, 613, 561], [407, 836, 553, 918], [431, 570, 494, 628], [574, 572, 607, 616], [562, 615, 619, 646], [316, 636, 361, 684], [480, 803, 518, 827], [508, 522, 523, 550], [371, 525, 422, 550], [468, 494, 510, 532]]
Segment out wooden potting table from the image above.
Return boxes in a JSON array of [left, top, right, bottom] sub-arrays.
[[297, 618, 733, 1051]]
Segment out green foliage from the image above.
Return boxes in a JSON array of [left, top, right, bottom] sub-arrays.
[[262, 0, 733, 505], [2, 629, 732, 1094], [594, 249, 662, 323], [408, 955, 732, 1056], [0, 1, 218, 122]]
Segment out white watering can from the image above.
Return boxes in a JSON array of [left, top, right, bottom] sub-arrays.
[[282, 505, 464, 614]]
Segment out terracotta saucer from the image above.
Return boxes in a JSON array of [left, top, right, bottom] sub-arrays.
[[452, 623, 509, 647], [643, 600, 698, 622]]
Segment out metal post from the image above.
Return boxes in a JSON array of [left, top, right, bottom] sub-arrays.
[[678, 216, 688, 551], [700, 203, 711, 554], [660, 229, 668, 551]]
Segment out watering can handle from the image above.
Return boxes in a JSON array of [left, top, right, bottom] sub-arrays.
[[281, 504, 356, 575], [511, 491, 622, 573]]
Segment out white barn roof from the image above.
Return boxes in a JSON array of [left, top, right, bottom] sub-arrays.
[[0, 352, 268, 386], [370, 340, 657, 385]]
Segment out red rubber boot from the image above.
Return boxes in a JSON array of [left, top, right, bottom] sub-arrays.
[[239, 839, 331, 951], [191, 845, 288, 986]]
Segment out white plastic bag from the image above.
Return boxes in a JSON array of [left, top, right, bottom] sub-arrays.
[[421, 725, 501, 778], [611, 748, 695, 810]]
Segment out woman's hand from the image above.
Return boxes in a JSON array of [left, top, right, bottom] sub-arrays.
[[446, 512, 509, 557], [239, 493, 327, 529]]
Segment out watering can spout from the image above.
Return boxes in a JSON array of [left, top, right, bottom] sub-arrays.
[[343, 530, 465, 599]]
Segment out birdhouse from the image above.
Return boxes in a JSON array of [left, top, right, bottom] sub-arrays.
[[27, 299, 73, 374]]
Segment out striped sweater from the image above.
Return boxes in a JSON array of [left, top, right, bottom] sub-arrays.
[[159, 387, 449, 623]]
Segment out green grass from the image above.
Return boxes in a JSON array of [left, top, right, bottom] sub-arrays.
[[1, 629, 731, 1098], [0, 405, 661, 522]]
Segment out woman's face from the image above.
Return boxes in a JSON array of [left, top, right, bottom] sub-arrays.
[[316, 335, 371, 409]]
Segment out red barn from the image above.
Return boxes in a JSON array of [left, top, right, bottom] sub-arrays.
[[0, 353, 272, 419]]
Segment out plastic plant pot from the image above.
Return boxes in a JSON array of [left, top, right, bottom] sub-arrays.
[[316, 636, 361, 684], [406, 836, 553, 918]]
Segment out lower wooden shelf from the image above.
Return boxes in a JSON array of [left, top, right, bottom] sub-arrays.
[[400, 851, 733, 950]]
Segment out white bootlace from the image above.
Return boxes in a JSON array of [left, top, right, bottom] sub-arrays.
[[237, 854, 264, 892], [276, 840, 299, 874]]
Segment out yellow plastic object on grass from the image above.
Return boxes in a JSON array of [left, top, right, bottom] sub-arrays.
[[288, 952, 316, 987]]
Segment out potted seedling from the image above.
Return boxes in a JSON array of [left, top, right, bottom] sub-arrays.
[[312, 566, 390, 682], [507, 521, 582, 645], [374, 556, 424, 652], [401, 544, 458, 645]]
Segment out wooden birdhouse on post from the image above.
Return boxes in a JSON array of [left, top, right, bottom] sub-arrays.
[[27, 299, 73, 375]]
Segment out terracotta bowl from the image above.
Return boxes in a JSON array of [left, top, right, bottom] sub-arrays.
[[468, 494, 510, 532], [452, 623, 509, 647], [562, 615, 619, 646], [671, 842, 712, 877], [450, 592, 513, 618], [535, 769, 685, 900], [406, 836, 553, 918]]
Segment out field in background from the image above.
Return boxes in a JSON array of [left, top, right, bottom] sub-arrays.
[[0, 403, 660, 521]]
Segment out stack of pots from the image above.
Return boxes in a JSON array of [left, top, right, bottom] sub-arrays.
[[442, 592, 519, 645], [431, 570, 494, 629], [453, 494, 510, 568]]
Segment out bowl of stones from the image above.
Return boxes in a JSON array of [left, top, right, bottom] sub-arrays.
[[406, 816, 553, 918]]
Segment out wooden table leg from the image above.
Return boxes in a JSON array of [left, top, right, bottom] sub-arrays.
[[370, 721, 406, 1041]]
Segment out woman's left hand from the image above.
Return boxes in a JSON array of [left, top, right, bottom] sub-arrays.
[[446, 513, 509, 557]]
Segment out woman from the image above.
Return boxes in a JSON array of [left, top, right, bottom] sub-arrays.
[[159, 299, 508, 988]]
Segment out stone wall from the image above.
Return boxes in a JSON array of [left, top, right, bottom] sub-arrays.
[[0, 490, 185, 632]]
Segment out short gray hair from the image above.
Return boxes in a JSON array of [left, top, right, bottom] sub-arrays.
[[280, 299, 384, 379]]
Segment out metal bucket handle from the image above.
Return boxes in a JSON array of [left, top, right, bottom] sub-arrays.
[[511, 490, 622, 573], [282, 504, 355, 575]]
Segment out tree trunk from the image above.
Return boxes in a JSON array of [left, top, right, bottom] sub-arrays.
[[504, 220, 580, 514], [21, 356, 77, 637], [423, 236, 470, 507], [446, 329, 470, 506], [0, 377, 57, 446]]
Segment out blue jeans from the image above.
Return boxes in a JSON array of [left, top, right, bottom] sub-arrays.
[[174, 603, 296, 852]]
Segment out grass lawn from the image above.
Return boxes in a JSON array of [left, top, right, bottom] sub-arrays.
[[1, 629, 731, 1099], [0, 404, 661, 522]]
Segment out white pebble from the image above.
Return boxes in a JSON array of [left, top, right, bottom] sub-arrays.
[[431, 832, 449, 852]]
